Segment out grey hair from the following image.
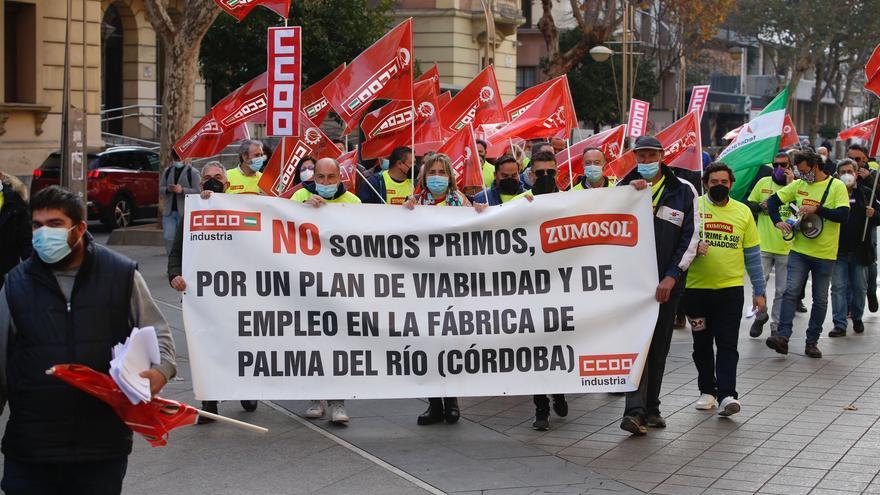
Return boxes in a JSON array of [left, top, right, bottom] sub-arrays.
[[836, 158, 857, 173], [201, 161, 227, 179], [237, 139, 264, 163]]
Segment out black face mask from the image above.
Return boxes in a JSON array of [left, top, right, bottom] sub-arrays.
[[202, 178, 225, 193], [708, 184, 729, 203], [498, 177, 520, 195], [531, 175, 557, 195]]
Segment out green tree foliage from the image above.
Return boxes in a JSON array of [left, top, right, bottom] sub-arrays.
[[200, 0, 394, 104], [555, 29, 659, 129]]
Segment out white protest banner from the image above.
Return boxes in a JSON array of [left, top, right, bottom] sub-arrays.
[[182, 188, 659, 400]]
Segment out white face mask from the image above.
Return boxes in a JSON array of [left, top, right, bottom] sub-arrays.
[[300, 169, 314, 182], [840, 173, 856, 187]]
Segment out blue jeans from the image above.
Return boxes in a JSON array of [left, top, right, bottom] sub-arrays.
[[831, 253, 867, 329], [778, 251, 835, 344], [162, 210, 180, 256]]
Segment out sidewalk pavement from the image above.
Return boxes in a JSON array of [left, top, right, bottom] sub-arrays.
[[6, 235, 880, 495]]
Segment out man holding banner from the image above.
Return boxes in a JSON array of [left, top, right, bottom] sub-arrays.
[[293, 158, 361, 424], [617, 136, 699, 435], [571, 148, 611, 190], [472, 155, 524, 206]]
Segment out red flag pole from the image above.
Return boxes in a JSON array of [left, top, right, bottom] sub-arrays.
[[862, 105, 880, 241]]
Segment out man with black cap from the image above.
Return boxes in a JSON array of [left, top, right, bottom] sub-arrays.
[[616, 136, 700, 435]]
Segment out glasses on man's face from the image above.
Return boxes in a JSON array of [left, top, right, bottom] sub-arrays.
[[773, 161, 789, 168], [534, 169, 557, 178]]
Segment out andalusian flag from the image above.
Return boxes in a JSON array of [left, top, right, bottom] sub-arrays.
[[719, 86, 789, 200]]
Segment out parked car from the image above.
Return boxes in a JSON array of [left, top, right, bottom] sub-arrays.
[[31, 146, 160, 229]]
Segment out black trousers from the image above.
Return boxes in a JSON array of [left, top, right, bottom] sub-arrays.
[[682, 287, 744, 400], [624, 287, 682, 420], [533, 394, 565, 412], [2, 457, 128, 495]]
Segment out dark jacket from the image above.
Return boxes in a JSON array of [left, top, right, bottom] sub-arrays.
[[357, 171, 390, 204], [3, 236, 136, 462], [0, 186, 31, 286], [619, 164, 699, 284], [839, 185, 880, 264], [472, 181, 523, 206]]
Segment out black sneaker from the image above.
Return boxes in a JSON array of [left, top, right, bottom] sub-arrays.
[[552, 395, 569, 417], [869, 292, 879, 313], [797, 301, 808, 313], [197, 401, 218, 425], [532, 414, 550, 431], [620, 415, 647, 436], [765, 335, 789, 355], [854, 320, 865, 334], [829, 327, 846, 338], [645, 414, 666, 428], [750, 311, 769, 337], [805, 343, 822, 358]]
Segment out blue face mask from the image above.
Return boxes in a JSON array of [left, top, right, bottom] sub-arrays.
[[249, 157, 265, 173], [426, 175, 449, 194], [32, 226, 75, 264], [173, 161, 184, 169], [584, 165, 603, 182], [380, 159, 390, 171], [637, 162, 660, 179], [315, 182, 339, 199]]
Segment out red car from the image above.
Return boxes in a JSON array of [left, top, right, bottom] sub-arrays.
[[31, 146, 161, 229]]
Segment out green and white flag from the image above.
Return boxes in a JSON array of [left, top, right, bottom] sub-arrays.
[[719, 86, 789, 200]]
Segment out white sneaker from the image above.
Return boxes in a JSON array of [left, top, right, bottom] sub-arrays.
[[328, 400, 349, 424], [695, 393, 718, 410], [718, 396, 741, 417], [304, 400, 325, 419]]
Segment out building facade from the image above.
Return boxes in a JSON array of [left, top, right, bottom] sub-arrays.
[[0, 0, 206, 177], [394, 0, 524, 100]]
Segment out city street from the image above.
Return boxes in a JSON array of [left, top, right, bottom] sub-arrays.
[[4, 230, 877, 495]]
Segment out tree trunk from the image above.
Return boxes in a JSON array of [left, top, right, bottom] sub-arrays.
[[159, 42, 200, 167]]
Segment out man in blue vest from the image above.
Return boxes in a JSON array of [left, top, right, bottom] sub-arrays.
[[0, 186, 177, 495]]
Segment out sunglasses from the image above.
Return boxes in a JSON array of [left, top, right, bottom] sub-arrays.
[[534, 169, 557, 178], [773, 162, 790, 168]]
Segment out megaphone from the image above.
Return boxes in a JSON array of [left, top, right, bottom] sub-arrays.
[[797, 213, 824, 239]]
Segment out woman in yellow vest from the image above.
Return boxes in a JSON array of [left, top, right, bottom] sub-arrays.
[[404, 153, 483, 425]]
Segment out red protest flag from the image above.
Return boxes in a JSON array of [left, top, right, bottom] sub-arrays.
[[258, 112, 342, 196], [214, 0, 291, 21], [360, 100, 414, 160], [266, 26, 302, 137], [439, 65, 505, 137], [415, 63, 441, 95], [503, 77, 562, 121], [486, 77, 577, 145], [838, 117, 878, 141], [212, 72, 269, 131], [323, 18, 413, 133], [865, 44, 880, 97], [555, 124, 625, 190], [606, 111, 702, 179], [780, 115, 799, 148], [302, 64, 346, 126], [338, 149, 360, 193], [50, 364, 199, 447], [871, 118, 880, 158], [626, 99, 650, 138], [438, 123, 483, 190], [173, 113, 249, 160], [438, 91, 452, 109], [413, 78, 443, 154]]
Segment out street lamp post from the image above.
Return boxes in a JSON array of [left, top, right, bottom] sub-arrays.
[[589, 2, 639, 126]]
